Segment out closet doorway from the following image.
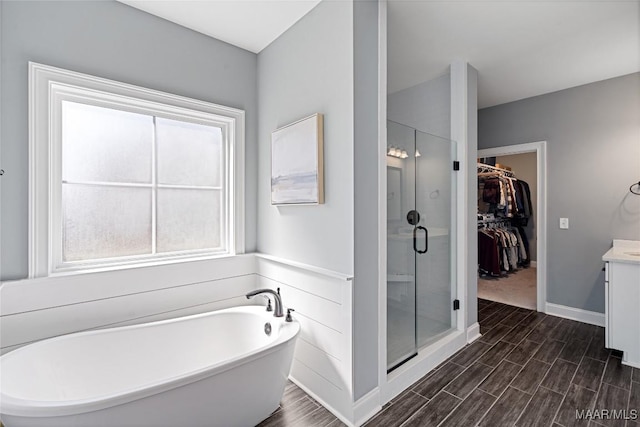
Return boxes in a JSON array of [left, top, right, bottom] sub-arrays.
[[477, 142, 547, 313]]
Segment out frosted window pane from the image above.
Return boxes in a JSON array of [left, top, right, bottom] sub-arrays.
[[62, 101, 152, 183], [157, 189, 222, 253], [156, 117, 222, 186], [62, 184, 152, 261]]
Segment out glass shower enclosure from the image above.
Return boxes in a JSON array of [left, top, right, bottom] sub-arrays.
[[386, 120, 457, 372]]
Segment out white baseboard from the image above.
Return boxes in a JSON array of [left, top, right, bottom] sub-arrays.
[[530, 260, 537, 268], [353, 387, 382, 427], [466, 322, 481, 343], [545, 302, 605, 327], [383, 331, 467, 403], [622, 359, 640, 369], [288, 377, 380, 427]]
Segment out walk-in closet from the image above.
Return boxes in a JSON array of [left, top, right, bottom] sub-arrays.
[[477, 154, 537, 309]]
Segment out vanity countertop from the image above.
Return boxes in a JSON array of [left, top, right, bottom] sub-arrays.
[[603, 239, 640, 265]]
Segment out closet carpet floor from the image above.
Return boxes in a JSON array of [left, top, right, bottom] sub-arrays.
[[478, 266, 537, 310], [259, 298, 639, 427]]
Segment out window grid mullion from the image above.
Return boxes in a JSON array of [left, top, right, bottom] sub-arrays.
[[223, 128, 229, 253], [61, 180, 153, 188], [151, 116, 158, 255], [157, 184, 223, 190]]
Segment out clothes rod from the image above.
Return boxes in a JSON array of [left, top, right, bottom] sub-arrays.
[[477, 162, 515, 177]]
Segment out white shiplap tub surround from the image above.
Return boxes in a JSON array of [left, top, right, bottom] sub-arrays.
[[254, 254, 356, 425], [0, 255, 258, 353], [0, 253, 366, 425]]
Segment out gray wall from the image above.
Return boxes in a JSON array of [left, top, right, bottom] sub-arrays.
[[479, 73, 640, 313], [257, 0, 384, 401], [0, 0, 258, 281], [0, 0, 3, 280], [353, 0, 379, 401], [256, 1, 354, 275], [388, 73, 451, 139]]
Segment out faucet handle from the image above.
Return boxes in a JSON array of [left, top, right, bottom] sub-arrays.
[[286, 308, 295, 322], [265, 298, 273, 312]]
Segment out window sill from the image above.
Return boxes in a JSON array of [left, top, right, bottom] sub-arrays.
[[47, 252, 241, 278]]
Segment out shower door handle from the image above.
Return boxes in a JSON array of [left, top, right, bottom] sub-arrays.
[[413, 226, 428, 254]]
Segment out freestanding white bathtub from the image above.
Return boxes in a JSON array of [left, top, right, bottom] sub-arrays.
[[0, 305, 300, 427]]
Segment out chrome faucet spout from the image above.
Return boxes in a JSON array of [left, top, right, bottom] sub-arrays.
[[246, 289, 284, 317]]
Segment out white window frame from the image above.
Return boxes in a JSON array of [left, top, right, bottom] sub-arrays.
[[29, 62, 245, 277]]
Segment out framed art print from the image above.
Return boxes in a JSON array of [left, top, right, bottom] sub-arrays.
[[271, 113, 324, 205]]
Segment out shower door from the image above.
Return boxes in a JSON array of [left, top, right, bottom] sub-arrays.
[[387, 121, 457, 372]]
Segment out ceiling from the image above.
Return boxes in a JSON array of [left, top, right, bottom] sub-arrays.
[[118, 0, 640, 109], [388, 0, 640, 108], [118, 0, 322, 53]]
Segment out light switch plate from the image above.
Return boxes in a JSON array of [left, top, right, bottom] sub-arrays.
[[560, 218, 569, 229]]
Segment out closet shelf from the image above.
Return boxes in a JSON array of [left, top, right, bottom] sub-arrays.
[[477, 162, 515, 177]]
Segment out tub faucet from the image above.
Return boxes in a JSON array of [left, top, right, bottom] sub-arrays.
[[246, 288, 284, 317]]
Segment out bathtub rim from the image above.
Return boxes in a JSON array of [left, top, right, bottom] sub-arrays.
[[0, 305, 300, 418]]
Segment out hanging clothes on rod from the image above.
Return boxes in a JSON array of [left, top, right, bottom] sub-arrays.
[[477, 163, 533, 222], [477, 163, 533, 277], [478, 220, 530, 277]]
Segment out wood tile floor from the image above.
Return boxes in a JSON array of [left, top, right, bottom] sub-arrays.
[[257, 380, 346, 427], [260, 299, 640, 427]]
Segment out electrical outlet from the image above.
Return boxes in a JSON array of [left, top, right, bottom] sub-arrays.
[[559, 218, 569, 229]]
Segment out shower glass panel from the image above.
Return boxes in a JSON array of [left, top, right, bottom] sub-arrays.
[[415, 131, 457, 349], [387, 121, 418, 370], [387, 120, 456, 372]]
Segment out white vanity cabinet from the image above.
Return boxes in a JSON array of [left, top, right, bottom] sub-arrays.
[[603, 240, 640, 368]]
